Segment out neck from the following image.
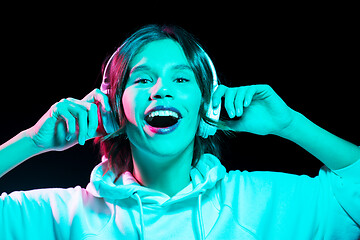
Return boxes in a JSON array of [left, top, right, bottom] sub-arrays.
[[130, 141, 194, 197]]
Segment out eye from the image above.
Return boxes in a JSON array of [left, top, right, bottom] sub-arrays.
[[134, 78, 152, 84], [174, 78, 190, 83]]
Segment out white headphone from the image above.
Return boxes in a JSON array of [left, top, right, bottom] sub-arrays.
[[100, 43, 221, 138]]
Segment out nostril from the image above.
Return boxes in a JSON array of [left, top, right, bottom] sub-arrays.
[[150, 80, 173, 99], [151, 94, 173, 100]]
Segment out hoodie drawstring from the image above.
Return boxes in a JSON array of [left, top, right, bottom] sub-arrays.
[[132, 191, 205, 240], [133, 192, 145, 240], [197, 193, 205, 240]]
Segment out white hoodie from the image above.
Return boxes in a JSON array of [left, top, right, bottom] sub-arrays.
[[1, 153, 359, 239]]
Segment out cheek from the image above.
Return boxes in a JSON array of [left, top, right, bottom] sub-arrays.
[[179, 86, 202, 118], [122, 87, 146, 126]]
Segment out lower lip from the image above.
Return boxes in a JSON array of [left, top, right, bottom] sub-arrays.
[[146, 119, 181, 134]]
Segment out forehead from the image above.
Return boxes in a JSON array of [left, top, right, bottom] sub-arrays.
[[129, 39, 190, 70]]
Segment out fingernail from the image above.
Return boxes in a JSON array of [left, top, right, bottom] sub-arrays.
[[79, 137, 85, 145], [244, 100, 249, 107], [229, 110, 235, 118], [236, 109, 242, 117], [66, 135, 72, 141]]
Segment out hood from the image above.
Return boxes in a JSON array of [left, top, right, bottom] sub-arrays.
[[86, 153, 226, 240], [86, 153, 226, 205]]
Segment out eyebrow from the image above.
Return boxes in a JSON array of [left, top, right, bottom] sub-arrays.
[[171, 64, 192, 71], [129, 64, 192, 75], [129, 65, 151, 75]]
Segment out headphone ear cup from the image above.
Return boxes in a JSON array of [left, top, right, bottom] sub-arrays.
[[197, 118, 208, 138], [99, 104, 120, 134], [197, 85, 221, 138], [197, 48, 221, 138], [98, 89, 120, 134]]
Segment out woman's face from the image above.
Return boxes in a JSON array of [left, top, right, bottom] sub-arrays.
[[122, 39, 202, 161]]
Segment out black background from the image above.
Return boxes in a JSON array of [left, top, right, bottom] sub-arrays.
[[1, 3, 358, 193]]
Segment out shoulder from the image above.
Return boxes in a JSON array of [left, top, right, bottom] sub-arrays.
[[220, 169, 322, 201], [1, 186, 88, 207], [225, 169, 316, 183]]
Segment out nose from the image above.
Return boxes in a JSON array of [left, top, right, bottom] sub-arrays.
[[150, 78, 173, 100]]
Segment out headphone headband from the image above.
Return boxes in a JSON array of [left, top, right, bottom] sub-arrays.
[[100, 48, 120, 94]]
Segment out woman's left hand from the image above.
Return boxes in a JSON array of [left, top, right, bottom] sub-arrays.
[[212, 84, 296, 136]]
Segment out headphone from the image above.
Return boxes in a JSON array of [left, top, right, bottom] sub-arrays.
[[100, 43, 221, 138]]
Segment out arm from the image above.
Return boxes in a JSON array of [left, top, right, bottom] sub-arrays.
[[214, 84, 360, 237], [0, 130, 44, 178], [275, 110, 360, 170], [0, 89, 110, 178]]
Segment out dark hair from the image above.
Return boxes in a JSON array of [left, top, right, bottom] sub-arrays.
[[95, 24, 227, 176]]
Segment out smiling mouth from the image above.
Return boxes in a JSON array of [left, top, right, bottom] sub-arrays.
[[144, 107, 182, 133], [146, 115, 179, 128]]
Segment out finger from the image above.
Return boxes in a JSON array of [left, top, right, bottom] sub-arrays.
[[212, 85, 228, 108], [87, 103, 98, 138], [53, 101, 76, 140], [66, 98, 89, 111], [77, 109, 88, 146], [234, 87, 247, 117], [67, 97, 88, 105], [67, 104, 88, 145], [244, 85, 257, 107], [66, 97, 99, 138], [224, 88, 237, 118], [59, 109, 76, 141], [82, 88, 111, 111]]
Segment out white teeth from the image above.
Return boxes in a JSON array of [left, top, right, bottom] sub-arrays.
[[148, 110, 179, 118]]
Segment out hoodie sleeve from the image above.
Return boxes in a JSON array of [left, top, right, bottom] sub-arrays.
[[0, 186, 85, 240], [221, 158, 360, 240], [330, 157, 360, 225]]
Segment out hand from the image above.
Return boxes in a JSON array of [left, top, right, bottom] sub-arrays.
[[27, 89, 111, 152], [213, 84, 295, 135]]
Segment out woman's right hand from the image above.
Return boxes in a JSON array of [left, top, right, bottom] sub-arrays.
[[27, 89, 111, 152]]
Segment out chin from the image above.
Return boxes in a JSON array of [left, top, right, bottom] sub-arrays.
[[154, 138, 193, 156], [129, 134, 195, 165], [126, 118, 198, 162]]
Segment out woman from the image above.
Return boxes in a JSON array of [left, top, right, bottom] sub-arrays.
[[0, 25, 359, 239]]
